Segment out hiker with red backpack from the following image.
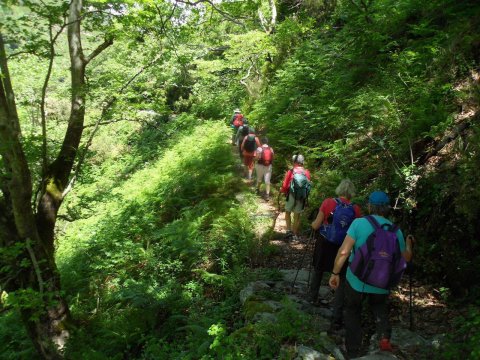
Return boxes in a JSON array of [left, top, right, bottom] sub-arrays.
[[230, 109, 246, 145], [328, 191, 414, 358], [309, 179, 362, 328], [255, 137, 274, 200], [280, 155, 311, 240], [240, 127, 261, 180]]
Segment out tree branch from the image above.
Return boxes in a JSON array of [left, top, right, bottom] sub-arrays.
[[84, 38, 113, 65], [62, 55, 161, 197], [258, 9, 268, 33], [25, 239, 44, 294], [175, 0, 246, 27], [268, 0, 277, 33]]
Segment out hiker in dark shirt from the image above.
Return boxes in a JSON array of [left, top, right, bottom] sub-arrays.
[[309, 179, 361, 330], [240, 128, 261, 180]]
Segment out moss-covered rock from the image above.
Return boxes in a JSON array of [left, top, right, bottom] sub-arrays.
[[243, 299, 274, 320]]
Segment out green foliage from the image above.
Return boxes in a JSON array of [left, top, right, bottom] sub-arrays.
[[51, 119, 262, 357], [247, 0, 480, 293], [0, 310, 38, 360], [440, 307, 480, 359], [203, 299, 331, 360]]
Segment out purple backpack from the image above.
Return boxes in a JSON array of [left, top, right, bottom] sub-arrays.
[[349, 215, 407, 289]]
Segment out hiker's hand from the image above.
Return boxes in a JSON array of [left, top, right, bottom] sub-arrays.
[[406, 234, 415, 248], [329, 274, 339, 290], [407, 234, 415, 245]]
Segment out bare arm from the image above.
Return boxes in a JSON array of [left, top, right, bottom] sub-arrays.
[[311, 210, 324, 230], [329, 235, 355, 289]]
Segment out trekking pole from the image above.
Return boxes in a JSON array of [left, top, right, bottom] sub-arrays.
[[306, 229, 314, 288], [291, 228, 315, 291], [409, 261, 414, 330]]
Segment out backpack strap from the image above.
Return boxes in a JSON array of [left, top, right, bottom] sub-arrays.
[[366, 214, 398, 232], [389, 224, 399, 233], [365, 215, 381, 230]]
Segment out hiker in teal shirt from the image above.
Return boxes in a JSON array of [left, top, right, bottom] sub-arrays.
[[345, 214, 405, 295], [328, 191, 414, 358]]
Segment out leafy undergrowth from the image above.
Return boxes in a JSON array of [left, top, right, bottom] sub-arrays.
[[56, 118, 270, 358], [0, 116, 272, 359]]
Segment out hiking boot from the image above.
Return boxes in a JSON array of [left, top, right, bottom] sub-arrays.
[[379, 338, 393, 352], [285, 230, 293, 240], [264, 194, 270, 201]]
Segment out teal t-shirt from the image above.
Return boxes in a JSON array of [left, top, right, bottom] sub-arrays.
[[346, 215, 405, 295]]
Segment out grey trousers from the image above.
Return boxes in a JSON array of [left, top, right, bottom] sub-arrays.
[[344, 280, 391, 355]]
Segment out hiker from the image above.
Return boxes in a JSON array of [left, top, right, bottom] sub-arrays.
[[230, 109, 246, 145], [240, 127, 261, 180], [236, 124, 250, 157], [255, 137, 274, 200], [328, 191, 414, 358], [309, 179, 362, 328], [280, 154, 311, 240]]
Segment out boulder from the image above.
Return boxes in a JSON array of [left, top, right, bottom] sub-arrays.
[[281, 269, 311, 284], [239, 281, 271, 304], [294, 345, 330, 360], [252, 312, 278, 324]]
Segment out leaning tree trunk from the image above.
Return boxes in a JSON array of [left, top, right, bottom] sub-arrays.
[[0, 34, 69, 360], [1, 0, 112, 356]]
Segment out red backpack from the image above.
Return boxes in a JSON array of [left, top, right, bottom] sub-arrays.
[[259, 147, 273, 166], [233, 114, 244, 127]]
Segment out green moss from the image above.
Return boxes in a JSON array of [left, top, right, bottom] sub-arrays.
[[46, 178, 63, 201], [243, 299, 274, 320]]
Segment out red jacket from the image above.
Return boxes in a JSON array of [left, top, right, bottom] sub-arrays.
[[280, 166, 311, 194]]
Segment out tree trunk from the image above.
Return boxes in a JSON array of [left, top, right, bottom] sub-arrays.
[[2, 0, 112, 356], [0, 33, 70, 360]]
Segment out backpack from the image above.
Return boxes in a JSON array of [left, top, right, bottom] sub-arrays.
[[325, 198, 356, 245], [259, 147, 273, 166], [233, 114, 244, 128], [349, 215, 407, 290], [244, 135, 257, 152], [240, 125, 249, 137], [289, 168, 311, 202]]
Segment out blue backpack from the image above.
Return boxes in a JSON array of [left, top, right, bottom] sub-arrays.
[[349, 215, 407, 290], [325, 198, 356, 245]]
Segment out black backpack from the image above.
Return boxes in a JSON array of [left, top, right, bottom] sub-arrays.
[[244, 135, 257, 152]]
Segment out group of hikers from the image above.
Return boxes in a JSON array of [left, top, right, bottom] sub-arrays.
[[230, 108, 416, 358]]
